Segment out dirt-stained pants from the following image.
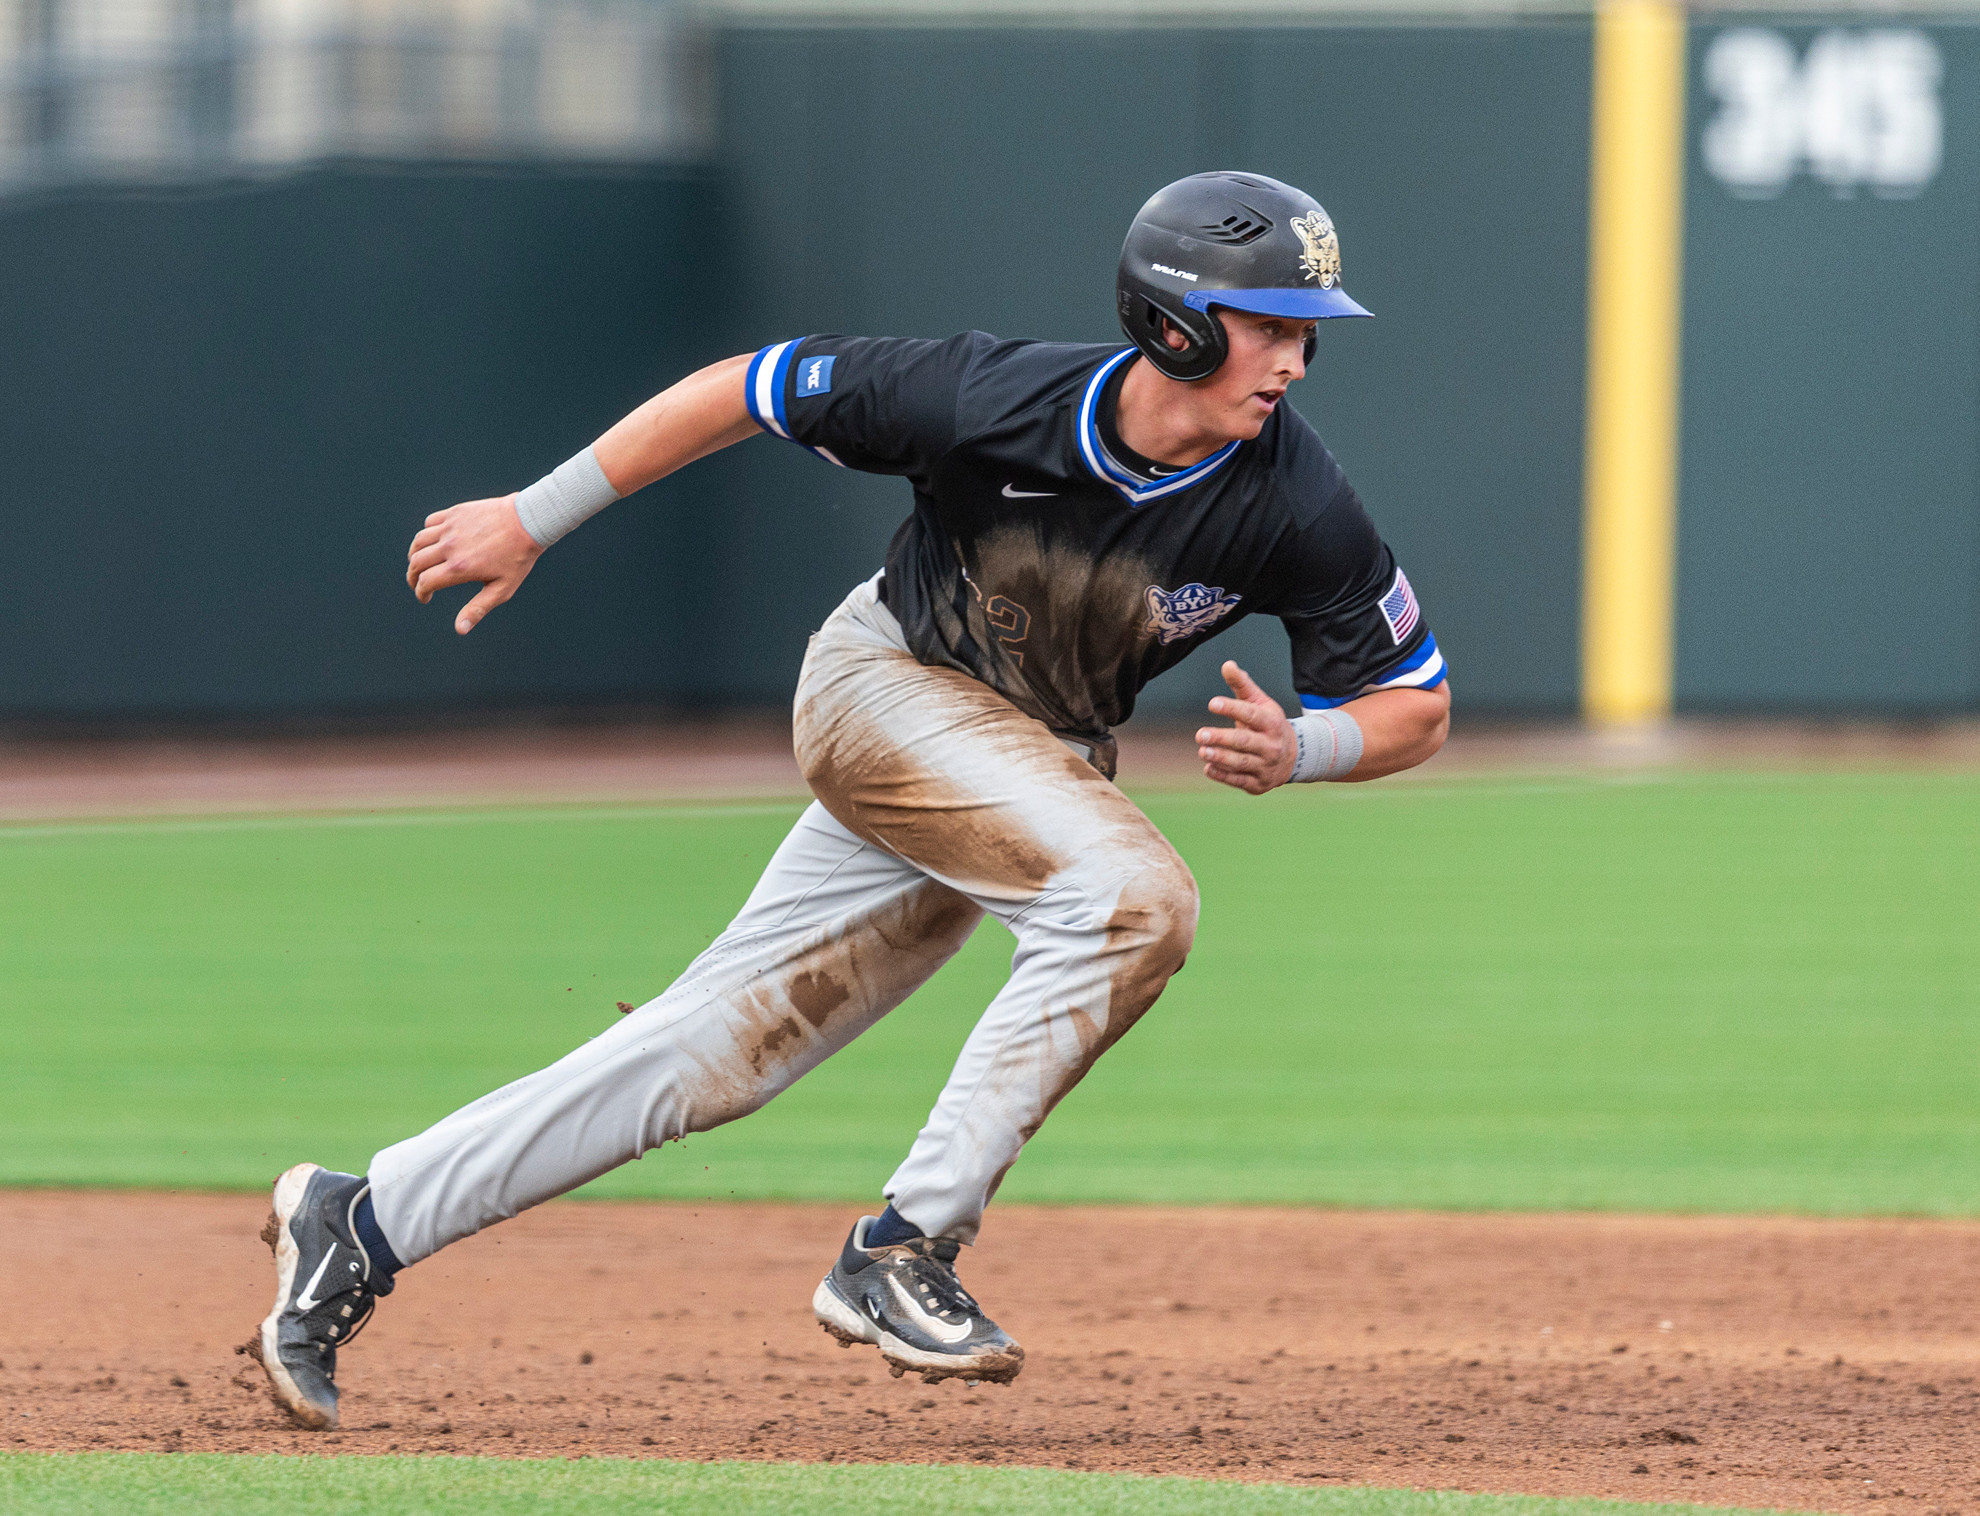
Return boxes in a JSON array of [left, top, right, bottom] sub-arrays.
[[368, 578, 1197, 1264]]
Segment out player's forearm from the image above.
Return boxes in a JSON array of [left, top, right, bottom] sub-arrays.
[[591, 353, 759, 496], [1335, 684, 1450, 781], [511, 355, 758, 549]]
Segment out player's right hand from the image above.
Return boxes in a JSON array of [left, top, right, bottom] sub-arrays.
[[406, 494, 543, 635]]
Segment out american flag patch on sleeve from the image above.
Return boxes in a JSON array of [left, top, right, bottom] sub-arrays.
[[1378, 568, 1421, 645]]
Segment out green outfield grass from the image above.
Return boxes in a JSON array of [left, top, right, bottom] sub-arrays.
[[1, 770, 1976, 1214], [0, 1454, 1814, 1516]]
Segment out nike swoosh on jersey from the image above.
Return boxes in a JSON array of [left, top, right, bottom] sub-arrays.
[[1001, 484, 1056, 498], [885, 1275, 974, 1344], [294, 1249, 336, 1311]]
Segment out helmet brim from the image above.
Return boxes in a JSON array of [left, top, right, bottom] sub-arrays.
[[1183, 286, 1373, 320]]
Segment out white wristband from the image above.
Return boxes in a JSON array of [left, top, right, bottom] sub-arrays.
[[512, 446, 621, 548], [1289, 707, 1364, 782]]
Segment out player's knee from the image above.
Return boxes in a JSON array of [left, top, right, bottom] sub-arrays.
[[1154, 864, 1200, 969], [1119, 853, 1199, 977]]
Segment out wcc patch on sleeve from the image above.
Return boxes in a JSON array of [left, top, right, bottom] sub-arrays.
[[795, 354, 836, 398], [1378, 568, 1421, 645]]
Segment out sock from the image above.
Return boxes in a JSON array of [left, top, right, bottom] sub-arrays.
[[354, 1187, 406, 1276], [864, 1203, 923, 1248]]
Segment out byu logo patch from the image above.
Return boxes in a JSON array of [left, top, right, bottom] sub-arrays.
[[796, 355, 835, 397], [1144, 582, 1242, 645]]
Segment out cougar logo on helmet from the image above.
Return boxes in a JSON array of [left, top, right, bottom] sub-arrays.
[[1291, 211, 1341, 290]]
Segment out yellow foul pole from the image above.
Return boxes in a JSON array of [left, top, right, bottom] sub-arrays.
[[1582, 0, 1687, 726]]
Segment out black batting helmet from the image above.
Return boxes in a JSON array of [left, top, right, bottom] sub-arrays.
[[1116, 171, 1372, 382]]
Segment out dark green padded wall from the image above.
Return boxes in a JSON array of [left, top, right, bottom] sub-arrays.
[[0, 165, 731, 722], [7, 21, 1965, 725], [0, 27, 1594, 725], [707, 23, 1593, 718], [1677, 20, 1980, 711]]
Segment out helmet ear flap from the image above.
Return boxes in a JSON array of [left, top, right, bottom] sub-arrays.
[[1120, 293, 1226, 382]]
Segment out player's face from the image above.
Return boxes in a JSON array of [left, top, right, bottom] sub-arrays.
[[1198, 310, 1314, 439]]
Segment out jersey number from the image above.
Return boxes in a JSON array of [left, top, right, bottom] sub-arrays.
[[985, 595, 1031, 667]]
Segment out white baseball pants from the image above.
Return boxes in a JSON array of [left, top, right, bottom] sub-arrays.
[[368, 577, 1197, 1264]]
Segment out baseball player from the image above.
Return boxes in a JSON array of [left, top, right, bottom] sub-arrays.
[[251, 172, 1450, 1429]]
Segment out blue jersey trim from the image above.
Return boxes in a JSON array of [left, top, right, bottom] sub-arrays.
[[1372, 632, 1447, 691], [746, 339, 848, 468], [1396, 663, 1450, 691], [1300, 632, 1448, 709], [769, 340, 797, 436], [1075, 348, 1241, 508], [1385, 633, 1441, 678], [745, 340, 793, 438]]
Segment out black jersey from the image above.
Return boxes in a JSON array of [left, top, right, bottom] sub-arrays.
[[746, 333, 1446, 760]]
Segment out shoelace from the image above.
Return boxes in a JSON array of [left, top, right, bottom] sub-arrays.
[[303, 1279, 378, 1355], [338, 1285, 379, 1347], [899, 1253, 981, 1325]]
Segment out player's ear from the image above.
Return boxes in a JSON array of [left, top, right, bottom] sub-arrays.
[[1160, 319, 1191, 354]]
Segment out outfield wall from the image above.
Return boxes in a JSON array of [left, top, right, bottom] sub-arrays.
[[0, 167, 740, 721], [1678, 16, 1980, 712], [0, 11, 1971, 724]]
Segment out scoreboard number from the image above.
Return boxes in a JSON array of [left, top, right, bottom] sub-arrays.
[[1702, 28, 1943, 199]]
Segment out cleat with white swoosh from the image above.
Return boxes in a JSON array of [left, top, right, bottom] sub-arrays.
[[811, 1216, 1024, 1385], [248, 1162, 393, 1429]]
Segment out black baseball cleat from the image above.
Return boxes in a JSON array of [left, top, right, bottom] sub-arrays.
[[812, 1216, 1024, 1385], [246, 1162, 393, 1429]]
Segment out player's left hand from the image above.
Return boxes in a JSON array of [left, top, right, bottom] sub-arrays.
[[1198, 661, 1296, 795]]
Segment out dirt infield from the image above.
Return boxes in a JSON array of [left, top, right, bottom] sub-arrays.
[[6, 1193, 1979, 1513]]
